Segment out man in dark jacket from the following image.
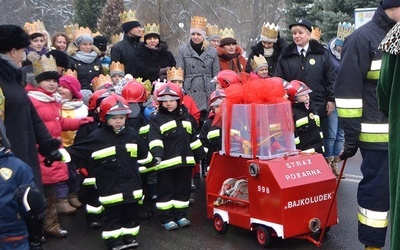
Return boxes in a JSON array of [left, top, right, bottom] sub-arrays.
[[334, 1, 400, 249], [111, 9, 143, 77]]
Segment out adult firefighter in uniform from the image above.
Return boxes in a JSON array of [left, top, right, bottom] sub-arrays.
[[334, 1, 400, 249]]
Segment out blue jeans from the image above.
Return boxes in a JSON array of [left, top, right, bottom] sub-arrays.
[[320, 108, 344, 157]]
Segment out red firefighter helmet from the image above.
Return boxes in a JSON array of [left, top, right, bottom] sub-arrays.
[[209, 89, 226, 107], [88, 89, 110, 111], [121, 80, 147, 103], [156, 81, 183, 103], [99, 94, 131, 122], [216, 70, 241, 88], [286, 80, 312, 102]]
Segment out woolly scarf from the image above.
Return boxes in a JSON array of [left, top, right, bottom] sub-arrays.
[[219, 53, 243, 72], [28, 89, 62, 103], [71, 51, 98, 64], [263, 47, 274, 58], [61, 99, 84, 110]]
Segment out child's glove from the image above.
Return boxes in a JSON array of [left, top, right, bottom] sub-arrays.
[[44, 150, 63, 167], [79, 117, 94, 126]]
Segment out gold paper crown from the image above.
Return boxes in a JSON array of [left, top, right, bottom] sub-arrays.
[[24, 21, 44, 36], [74, 27, 92, 41], [63, 69, 78, 78], [111, 32, 124, 45], [219, 28, 235, 40], [92, 31, 102, 38], [28, 53, 57, 76], [64, 24, 79, 38], [261, 22, 279, 41], [92, 74, 112, 91], [167, 67, 184, 82], [191, 16, 207, 31], [250, 55, 268, 72], [119, 9, 138, 24], [337, 22, 354, 41], [136, 77, 152, 93], [311, 26, 322, 42], [206, 24, 219, 37], [110, 61, 125, 75], [144, 23, 160, 36]]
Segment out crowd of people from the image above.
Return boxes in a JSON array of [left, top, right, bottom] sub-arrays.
[[1, 0, 400, 250]]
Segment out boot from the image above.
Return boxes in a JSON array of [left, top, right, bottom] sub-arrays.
[[44, 194, 68, 238], [56, 198, 77, 215], [333, 156, 345, 179], [329, 160, 341, 178], [68, 193, 82, 208]]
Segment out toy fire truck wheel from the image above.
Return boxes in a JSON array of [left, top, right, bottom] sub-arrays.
[[255, 225, 272, 247], [213, 214, 228, 234]]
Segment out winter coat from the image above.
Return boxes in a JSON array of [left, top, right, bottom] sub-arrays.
[[148, 105, 206, 173], [183, 94, 201, 124], [246, 37, 288, 76], [176, 40, 220, 111], [292, 102, 324, 153], [67, 43, 103, 91], [66, 124, 154, 205], [275, 39, 335, 117], [335, 2, 394, 150], [0, 150, 35, 240], [111, 35, 142, 77], [199, 115, 222, 164], [61, 100, 88, 147], [326, 38, 341, 76], [0, 55, 54, 189], [136, 42, 176, 82], [26, 84, 82, 185], [217, 46, 247, 73]]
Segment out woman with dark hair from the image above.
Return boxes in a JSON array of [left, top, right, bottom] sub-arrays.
[[23, 21, 48, 66]]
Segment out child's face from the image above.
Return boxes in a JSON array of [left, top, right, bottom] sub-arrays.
[[212, 105, 220, 114], [172, 80, 183, 88], [161, 100, 178, 112], [112, 74, 124, 85], [296, 93, 309, 104], [30, 36, 45, 52], [256, 66, 269, 78], [107, 114, 126, 130], [39, 79, 58, 93], [58, 85, 73, 100]]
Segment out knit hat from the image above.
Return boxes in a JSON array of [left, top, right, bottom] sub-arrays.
[[190, 16, 207, 38], [59, 75, 83, 99], [0, 24, 30, 53], [0, 118, 10, 150], [219, 28, 237, 47], [93, 36, 108, 52], [74, 27, 93, 47], [289, 18, 312, 32], [46, 50, 69, 69], [382, 0, 400, 9]]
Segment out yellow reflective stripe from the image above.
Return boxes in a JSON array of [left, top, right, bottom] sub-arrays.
[[358, 206, 388, 228], [359, 133, 388, 143], [366, 70, 380, 80], [361, 123, 388, 133], [296, 117, 308, 127], [320, 132, 324, 139], [86, 204, 104, 214], [82, 177, 96, 186], [149, 139, 163, 150], [92, 146, 116, 159], [295, 137, 300, 144], [139, 166, 147, 173], [102, 228, 122, 240], [335, 98, 363, 109], [155, 156, 182, 171], [172, 200, 189, 209], [133, 189, 143, 199], [160, 120, 177, 134], [207, 129, 220, 140], [99, 193, 123, 205], [190, 139, 202, 150], [126, 143, 138, 158], [59, 148, 71, 163], [156, 201, 173, 210], [139, 124, 150, 135], [121, 226, 140, 236], [182, 121, 192, 134], [138, 152, 153, 165], [186, 156, 195, 165], [302, 148, 316, 153], [314, 115, 320, 124], [230, 129, 241, 136], [337, 108, 362, 118]]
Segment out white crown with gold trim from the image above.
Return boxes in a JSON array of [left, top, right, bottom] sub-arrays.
[[144, 23, 160, 36], [219, 28, 235, 40], [250, 55, 268, 72], [311, 26, 322, 42], [167, 67, 184, 82], [119, 9, 138, 25], [260, 22, 279, 43]]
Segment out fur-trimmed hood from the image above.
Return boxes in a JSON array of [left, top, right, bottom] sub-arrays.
[[280, 40, 325, 58]]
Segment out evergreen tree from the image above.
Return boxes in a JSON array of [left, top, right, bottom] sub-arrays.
[[74, 0, 107, 31], [97, 0, 125, 41]]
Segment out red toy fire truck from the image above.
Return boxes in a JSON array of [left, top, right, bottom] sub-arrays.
[[206, 101, 338, 248]]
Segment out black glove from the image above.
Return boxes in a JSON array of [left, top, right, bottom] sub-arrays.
[[155, 157, 162, 165], [339, 141, 358, 160], [44, 150, 63, 167], [38, 139, 61, 157]]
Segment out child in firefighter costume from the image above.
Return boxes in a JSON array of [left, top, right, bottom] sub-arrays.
[[56, 94, 155, 249], [148, 82, 206, 231]]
